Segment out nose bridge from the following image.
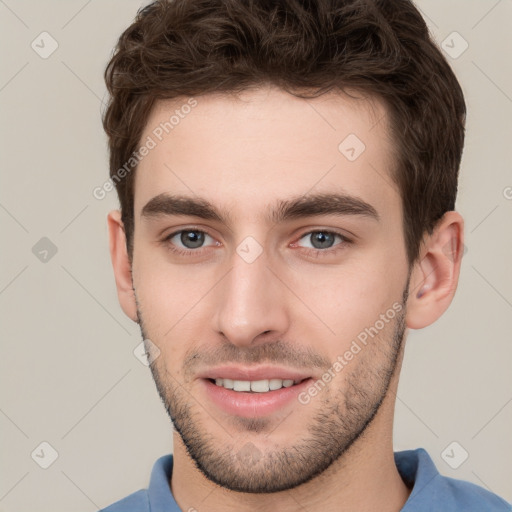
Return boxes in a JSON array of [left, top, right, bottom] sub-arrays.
[[213, 246, 289, 346]]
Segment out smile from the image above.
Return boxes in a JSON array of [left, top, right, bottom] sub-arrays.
[[211, 378, 304, 393], [202, 376, 313, 417]]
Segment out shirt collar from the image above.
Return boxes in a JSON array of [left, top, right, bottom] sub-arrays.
[[395, 448, 442, 511], [147, 454, 181, 511]]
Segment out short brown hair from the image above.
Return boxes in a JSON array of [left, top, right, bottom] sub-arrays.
[[103, 0, 466, 264]]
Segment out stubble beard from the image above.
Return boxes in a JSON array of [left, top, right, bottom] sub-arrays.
[[137, 289, 408, 494]]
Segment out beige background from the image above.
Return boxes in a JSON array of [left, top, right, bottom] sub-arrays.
[[1, 1, 511, 510]]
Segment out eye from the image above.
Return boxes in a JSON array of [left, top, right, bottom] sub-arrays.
[[166, 229, 217, 250], [296, 230, 346, 250]]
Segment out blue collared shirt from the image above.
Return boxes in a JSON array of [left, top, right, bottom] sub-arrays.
[[101, 448, 510, 511]]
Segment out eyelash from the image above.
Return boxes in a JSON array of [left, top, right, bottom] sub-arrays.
[[162, 228, 352, 259]]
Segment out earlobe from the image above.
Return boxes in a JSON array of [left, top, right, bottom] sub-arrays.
[[406, 211, 464, 330], [107, 210, 138, 323]]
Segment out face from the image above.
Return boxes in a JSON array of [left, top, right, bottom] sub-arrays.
[[130, 86, 411, 493]]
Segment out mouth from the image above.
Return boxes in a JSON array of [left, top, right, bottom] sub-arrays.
[[198, 367, 314, 418], [207, 377, 308, 393]]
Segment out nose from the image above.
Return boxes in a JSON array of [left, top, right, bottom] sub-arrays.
[[213, 247, 290, 348]]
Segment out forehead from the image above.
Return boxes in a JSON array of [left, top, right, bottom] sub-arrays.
[[133, 86, 399, 222]]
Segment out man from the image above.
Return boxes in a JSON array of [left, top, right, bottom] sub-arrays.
[[101, 0, 510, 510]]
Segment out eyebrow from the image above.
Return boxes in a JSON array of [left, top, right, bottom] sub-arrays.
[[141, 192, 380, 225]]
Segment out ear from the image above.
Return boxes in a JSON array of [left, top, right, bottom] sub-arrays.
[[107, 210, 138, 323], [406, 211, 464, 329]]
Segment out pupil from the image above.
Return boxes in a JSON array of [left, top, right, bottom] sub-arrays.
[[181, 231, 205, 249], [311, 232, 334, 249]]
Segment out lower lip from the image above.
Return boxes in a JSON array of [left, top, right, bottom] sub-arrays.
[[201, 378, 313, 418]]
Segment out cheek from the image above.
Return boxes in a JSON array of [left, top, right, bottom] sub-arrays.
[[285, 261, 403, 349], [132, 256, 204, 353], [133, 252, 234, 376]]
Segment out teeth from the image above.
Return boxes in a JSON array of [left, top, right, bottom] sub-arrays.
[[269, 378, 283, 391], [213, 378, 300, 392], [233, 380, 251, 392], [223, 378, 234, 389]]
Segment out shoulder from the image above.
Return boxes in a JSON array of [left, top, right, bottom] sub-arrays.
[[100, 489, 150, 512], [99, 454, 175, 511], [428, 473, 511, 511], [397, 448, 511, 511]]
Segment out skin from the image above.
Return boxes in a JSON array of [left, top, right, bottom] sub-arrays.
[[108, 85, 464, 512]]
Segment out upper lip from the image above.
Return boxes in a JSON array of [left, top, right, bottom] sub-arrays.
[[196, 365, 312, 382]]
